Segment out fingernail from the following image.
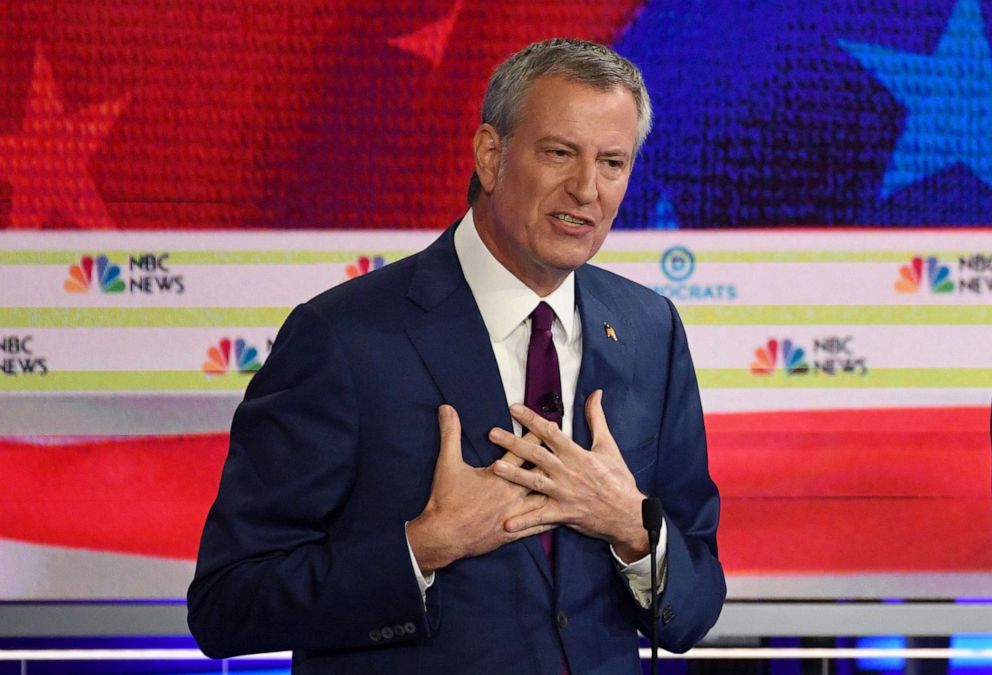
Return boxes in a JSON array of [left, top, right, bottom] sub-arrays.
[[510, 403, 525, 415], [438, 405, 450, 420], [493, 460, 506, 474]]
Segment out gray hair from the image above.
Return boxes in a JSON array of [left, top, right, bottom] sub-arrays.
[[467, 38, 653, 204]]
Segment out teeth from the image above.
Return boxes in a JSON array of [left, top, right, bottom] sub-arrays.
[[555, 213, 587, 226]]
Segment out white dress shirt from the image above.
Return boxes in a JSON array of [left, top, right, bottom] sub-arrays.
[[406, 210, 665, 608]]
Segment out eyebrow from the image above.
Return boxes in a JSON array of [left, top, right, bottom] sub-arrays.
[[537, 135, 580, 152], [536, 135, 631, 161]]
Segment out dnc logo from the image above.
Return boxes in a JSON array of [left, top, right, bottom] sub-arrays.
[[346, 255, 385, 279], [202, 338, 262, 375], [895, 256, 953, 294], [652, 246, 737, 302], [63, 255, 125, 293], [750, 338, 809, 375], [660, 246, 695, 281]]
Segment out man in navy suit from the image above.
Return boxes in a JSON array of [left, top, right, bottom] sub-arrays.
[[188, 38, 725, 674]]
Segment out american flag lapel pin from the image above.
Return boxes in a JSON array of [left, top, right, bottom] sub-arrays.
[[603, 322, 618, 342]]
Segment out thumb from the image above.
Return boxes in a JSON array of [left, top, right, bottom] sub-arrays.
[[436, 404, 465, 473], [584, 389, 616, 452]]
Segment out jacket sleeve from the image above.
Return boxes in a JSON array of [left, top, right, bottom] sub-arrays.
[[186, 302, 431, 658], [623, 296, 726, 652]]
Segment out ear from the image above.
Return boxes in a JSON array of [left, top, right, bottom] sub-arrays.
[[473, 124, 502, 193]]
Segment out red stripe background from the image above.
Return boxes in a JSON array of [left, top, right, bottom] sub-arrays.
[[2, 407, 989, 572]]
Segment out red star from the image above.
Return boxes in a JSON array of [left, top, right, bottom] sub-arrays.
[[387, 0, 464, 69], [0, 44, 129, 229]]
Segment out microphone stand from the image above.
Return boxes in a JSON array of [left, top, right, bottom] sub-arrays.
[[641, 498, 664, 675]]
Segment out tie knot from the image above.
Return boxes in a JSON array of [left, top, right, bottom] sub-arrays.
[[530, 301, 555, 332]]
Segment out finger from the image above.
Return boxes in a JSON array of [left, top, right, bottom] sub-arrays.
[[507, 523, 556, 541], [435, 404, 464, 472], [584, 389, 617, 453], [509, 403, 569, 453], [487, 430, 546, 468], [487, 426, 527, 467], [512, 491, 550, 514], [497, 449, 527, 468], [492, 460, 557, 495], [489, 427, 555, 468], [505, 500, 563, 533]]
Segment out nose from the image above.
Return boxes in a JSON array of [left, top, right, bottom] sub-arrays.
[[565, 158, 598, 204]]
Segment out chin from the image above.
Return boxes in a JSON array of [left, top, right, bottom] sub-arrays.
[[544, 252, 595, 273]]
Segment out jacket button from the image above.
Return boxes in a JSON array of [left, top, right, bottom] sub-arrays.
[[369, 628, 381, 641], [381, 626, 395, 640], [556, 611, 568, 629]]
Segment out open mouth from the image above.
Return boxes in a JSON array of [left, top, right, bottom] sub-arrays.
[[553, 213, 589, 227]]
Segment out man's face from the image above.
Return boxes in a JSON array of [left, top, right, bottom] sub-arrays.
[[474, 75, 639, 294]]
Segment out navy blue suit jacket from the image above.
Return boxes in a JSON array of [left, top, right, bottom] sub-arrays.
[[187, 225, 725, 674]]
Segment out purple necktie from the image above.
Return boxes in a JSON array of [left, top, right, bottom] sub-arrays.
[[524, 302, 570, 674], [523, 302, 563, 562]]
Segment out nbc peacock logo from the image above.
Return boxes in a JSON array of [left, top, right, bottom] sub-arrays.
[[345, 255, 385, 279], [63, 255, 126, 293], [202, 338, 262, 375], [895, 256, 953, 294], [750, 338, 810, 375]]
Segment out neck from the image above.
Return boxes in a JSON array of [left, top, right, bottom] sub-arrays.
[[471, 203, 568, 297]]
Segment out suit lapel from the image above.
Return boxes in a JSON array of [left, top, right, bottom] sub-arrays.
[[405, 225, 552, 586], [405, 227, 512, 468], [557, 268, 636, 599], [569, 268, 635, 451]]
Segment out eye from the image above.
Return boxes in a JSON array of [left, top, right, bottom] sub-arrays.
[[600, 158, 626, 173]]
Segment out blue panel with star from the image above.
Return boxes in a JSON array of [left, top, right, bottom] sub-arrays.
[[612, 0, 992, 228]]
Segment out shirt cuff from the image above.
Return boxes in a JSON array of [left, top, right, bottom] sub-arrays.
[[610, 520, 668, 610], [405, 522, 435, 603]]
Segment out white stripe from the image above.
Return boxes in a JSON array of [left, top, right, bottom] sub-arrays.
[[1, 647, 990, 661], [6, 259, 990, 307], [1, 264, 346, 307], [2, 328, 276, 371], [2, 324, 988, 372], [4, 230, 992, 307], [637, 648, 992, 660], [0, 539, 193, 600], [700, 388, 992, 412], [0, 650, 289, 661], [685, 325, 992, 368], [601, 261, 992, 306]]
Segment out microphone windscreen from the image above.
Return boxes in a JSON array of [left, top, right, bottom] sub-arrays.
[[641, 497, 665, 531]]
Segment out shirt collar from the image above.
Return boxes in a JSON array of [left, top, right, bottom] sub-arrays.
[[454, 209, 576, 343]]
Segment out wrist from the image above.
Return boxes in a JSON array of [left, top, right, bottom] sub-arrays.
[[407, 510, 459, 574], [612, 529, 650, 565], [609, 498, 651, 563]]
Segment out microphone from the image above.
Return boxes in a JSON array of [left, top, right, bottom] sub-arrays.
[[641, 497, 664, 675], [538, 391, 564, 415]]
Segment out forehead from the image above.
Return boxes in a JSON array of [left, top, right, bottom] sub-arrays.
[[513, 75, 638, 148]]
